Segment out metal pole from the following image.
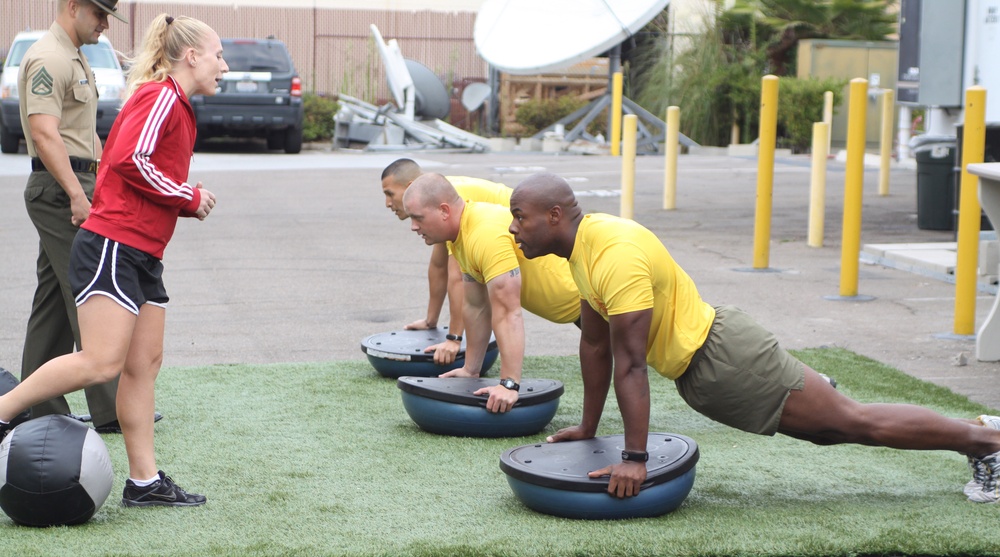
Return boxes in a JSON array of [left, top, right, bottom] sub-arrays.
[[823, 90, 833, 152], [611, 71, 624, 157], [954, 86, 988, 336], [839, 79, 868, 297], [808, 122, 829, 248], [753, 75, 779, 269], [663, 106, 679, 210], [621, 115, 637, 219], [878, 89, 894, 196]]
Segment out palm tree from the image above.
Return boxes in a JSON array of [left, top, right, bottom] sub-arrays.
[[728, 0, 897, 75]]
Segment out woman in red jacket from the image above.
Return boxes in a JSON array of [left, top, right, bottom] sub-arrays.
[[0, 14, 227, 508]]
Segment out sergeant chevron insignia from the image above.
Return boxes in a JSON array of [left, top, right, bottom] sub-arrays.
[[31, 67, 53, 96]]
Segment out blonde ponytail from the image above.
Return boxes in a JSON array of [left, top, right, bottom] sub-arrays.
[[124, 14, 213, 99]]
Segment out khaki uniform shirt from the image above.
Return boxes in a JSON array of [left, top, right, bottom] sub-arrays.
[[18, 22, 98, 159]]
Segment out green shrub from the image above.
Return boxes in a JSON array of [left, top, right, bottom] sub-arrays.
[[514, 96, 590, 136], [776, 77, 847, 153], [302, 93, 339, 143]]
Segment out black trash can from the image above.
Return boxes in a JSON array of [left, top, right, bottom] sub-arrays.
[[910, 134, 957, 231], [954, 124, 996, 233]]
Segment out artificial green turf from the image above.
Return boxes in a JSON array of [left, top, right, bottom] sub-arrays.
[[1, 348, 998, 557]]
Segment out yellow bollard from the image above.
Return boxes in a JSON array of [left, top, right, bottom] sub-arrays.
[[620, 114, 638, 219], [663, 106, 680, 210], [610, 71, 624, 157], [878, 89, 894, 196], [808, 122, 829, 248], [954, 86, 988, 336], [839, 78, 868, 297], [823, 90, 834, 152], [753, 75, 779, 269]]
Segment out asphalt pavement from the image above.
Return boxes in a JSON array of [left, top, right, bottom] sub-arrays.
[[0, 142, 997, 410]]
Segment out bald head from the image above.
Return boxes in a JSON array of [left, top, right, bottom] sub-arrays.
[[402, 173, 464, 245], [403, 173, 462, 210], [508, 173, 582, 260], [511, 173, 581, 220]]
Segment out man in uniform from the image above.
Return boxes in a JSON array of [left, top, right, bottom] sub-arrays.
[[380, 158, 513, 365], [17, 0, 132, 432], [402, 173, 580, 414]]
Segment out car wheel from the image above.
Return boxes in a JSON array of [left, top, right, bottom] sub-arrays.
[[0, 125, 20, 154], [284, 127, 303, 154]]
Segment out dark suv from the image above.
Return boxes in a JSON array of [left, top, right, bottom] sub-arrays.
[[191, 37, 304, 153]]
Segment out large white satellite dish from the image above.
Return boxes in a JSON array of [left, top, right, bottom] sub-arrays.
[[473, 0, 694, 153], [474, 0, 670, 75]]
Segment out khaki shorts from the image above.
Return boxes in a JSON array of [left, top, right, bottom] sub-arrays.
[[675, 305, 804, 436]]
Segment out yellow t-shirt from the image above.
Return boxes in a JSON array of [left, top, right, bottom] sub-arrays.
[[449, 176, 512, 207], [449, 201, 580, 324], [569, 213, 716, 379]]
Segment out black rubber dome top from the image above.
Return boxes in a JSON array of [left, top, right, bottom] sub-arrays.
[[397, 377, 563, 408], [361, 329, 497, 363], [500, 433, 699, 492]]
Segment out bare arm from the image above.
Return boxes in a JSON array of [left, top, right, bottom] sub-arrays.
[[412, 245, 463, 364], [441, 273, 491, 378], [445, 255, 465, 340], [409, 242, 449, 330], [473, 268, 524, 413], [29, 114, 90, 225], [547, 300, 613, 442], [589, 308, 653, 498]]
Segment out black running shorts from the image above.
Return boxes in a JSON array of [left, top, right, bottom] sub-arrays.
[[70, 229, 168, 315]]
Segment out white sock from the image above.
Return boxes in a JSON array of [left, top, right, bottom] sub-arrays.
[[129, 474, 160, 487]]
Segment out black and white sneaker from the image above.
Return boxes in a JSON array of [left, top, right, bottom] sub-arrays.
[[122, 471, 207, 507], [0, 420, 12, 442]]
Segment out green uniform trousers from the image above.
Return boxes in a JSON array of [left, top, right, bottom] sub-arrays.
[[22, 170, 118, 425]]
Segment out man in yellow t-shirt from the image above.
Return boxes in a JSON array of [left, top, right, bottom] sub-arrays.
[[380, 158, 512, 365], [402, 173, 580, 414], [508, 172, 1000, 504]]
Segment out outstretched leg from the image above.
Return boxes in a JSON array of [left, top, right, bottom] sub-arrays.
[[778, 366, 1000, 458]]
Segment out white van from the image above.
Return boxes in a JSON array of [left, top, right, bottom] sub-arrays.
[[0, 31, 126, 154]]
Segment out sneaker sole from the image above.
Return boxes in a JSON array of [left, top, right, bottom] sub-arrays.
[[967, 492, 999, 504], [122, 498, 207, 508]]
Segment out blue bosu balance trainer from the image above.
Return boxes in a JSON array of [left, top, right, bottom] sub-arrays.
[[361, 329, 499, 378], [500, 433, 699, 519], [397, 376, 563, 437]]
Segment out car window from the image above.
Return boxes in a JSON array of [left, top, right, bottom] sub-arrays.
[[222, 41, 291, 73], [4, 40, 118, 70], [4, 40, 34, 67], [81, 43, 119, 69]]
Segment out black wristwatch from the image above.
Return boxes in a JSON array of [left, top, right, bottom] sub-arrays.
[[498, 378, 520, 391], [445, 334, 462, 342], [621, 450, 649, 463]]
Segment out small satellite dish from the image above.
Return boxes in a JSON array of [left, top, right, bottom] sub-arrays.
[[461, 82, 491, 112], [404, 59, 451, 120], [474, 0, 670, 75]]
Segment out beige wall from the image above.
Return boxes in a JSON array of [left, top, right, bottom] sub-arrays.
[[798, 39, 899, 146], [1, 1, 484, 100]]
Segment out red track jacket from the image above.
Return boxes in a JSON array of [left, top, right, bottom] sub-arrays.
[[83, 76, 202, 259]]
